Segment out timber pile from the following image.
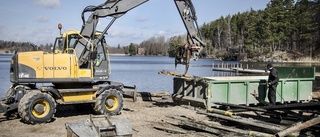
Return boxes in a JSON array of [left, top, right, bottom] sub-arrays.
[[153, 104, 320, 137]]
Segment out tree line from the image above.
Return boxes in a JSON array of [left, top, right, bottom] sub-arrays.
[[200, 0, 320, 61], [0, 40, 52, 53], [109, 36, 171, 56]]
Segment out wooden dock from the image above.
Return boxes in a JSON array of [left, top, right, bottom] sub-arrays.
[[212, 62, 268, 75]]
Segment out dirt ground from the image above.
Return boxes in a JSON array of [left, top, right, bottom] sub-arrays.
[[0, 96, 209, 137], [0, 96, 319, 137]]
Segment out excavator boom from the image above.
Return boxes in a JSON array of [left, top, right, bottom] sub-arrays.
[[74, 0, 205, 74], [174, 0, 205, 53], [173, 0, 205, 74], [74, 0, 148, 67]]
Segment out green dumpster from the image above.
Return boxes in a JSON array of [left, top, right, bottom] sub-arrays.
[[172, 67, 315, 109]]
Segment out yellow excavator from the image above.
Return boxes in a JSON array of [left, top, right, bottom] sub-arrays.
[[0, 0, 205, 124]]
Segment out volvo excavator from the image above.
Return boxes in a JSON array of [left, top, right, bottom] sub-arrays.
[[0, 0, 205, 124]]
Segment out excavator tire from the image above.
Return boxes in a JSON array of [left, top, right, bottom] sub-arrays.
[[18, 91, 56, 124], [94, 89, 123, 115]]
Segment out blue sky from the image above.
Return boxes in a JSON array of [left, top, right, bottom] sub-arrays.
[[0, 0, 270, 47]]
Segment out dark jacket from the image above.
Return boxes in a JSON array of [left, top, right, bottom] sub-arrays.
[[268, 68, 279, 85]]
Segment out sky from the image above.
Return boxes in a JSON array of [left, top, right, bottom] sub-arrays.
[[0, 0, 270, 47]]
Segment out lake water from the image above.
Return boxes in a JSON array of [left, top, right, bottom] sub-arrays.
[[0, 54, 228, 97], [107, 56, 233, 93], [1, 54, 319, 97]]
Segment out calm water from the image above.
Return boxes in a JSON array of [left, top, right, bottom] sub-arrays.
[[1, 54, 320, 97], [107, 56, 226, 93]]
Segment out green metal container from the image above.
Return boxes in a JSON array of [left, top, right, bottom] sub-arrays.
[[172, 67, 315, 109]]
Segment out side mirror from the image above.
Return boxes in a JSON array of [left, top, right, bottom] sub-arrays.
[[90, 51, 98, 60]]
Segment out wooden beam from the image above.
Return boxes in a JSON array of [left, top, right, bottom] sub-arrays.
[[153, 125, 187, 134], [180, 120, 228, 135], [197, 110, 284, 133], [275, 115, 320, 137]]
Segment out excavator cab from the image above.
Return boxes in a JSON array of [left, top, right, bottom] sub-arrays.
[[52, 28, 110, 81]]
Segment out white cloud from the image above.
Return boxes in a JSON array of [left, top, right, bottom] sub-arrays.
[[4, 25, 58, 45], [36, 16, 49, 23], [155, 30, 166, 36], [34, 0, 61, 9], [30, 26, 58, 44], [107, 26, 149, 40], [135, 17, 148, 22]]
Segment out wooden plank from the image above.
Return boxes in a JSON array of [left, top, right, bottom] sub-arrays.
[[201, 120, 273, 137], [158, 70, 194, 78], [153, 125, 187, 134], [172, 115, 273, 137], [197, 110, 284, 133], [275, 115, 320, 137], [180, 120, 228, 135]]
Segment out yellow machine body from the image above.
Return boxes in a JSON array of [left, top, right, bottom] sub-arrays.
[[61, 91, 96, 102], [9, 30, 107, 103], [16, 51, 92, 79]]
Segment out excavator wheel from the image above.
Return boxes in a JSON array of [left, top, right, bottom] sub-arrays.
[[94, 89, 124, 115], [18, 91, 56, 124]]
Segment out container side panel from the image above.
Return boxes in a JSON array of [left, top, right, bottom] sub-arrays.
[[276, 67, 315, 79], [195, 81, 207, 99], [248, 81, 267, 105], [185, 80, 195, 97], [298, 81, 312, 101], [229, 82, 247, 105], [281, 80, 298, 102], [173, 78, 185, 95], [209, 82, 228, 104]]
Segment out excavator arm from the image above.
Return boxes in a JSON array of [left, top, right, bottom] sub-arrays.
[[74, 0, 205, 74], [74, 0, 148, 67], [174, 0, 205, 74]]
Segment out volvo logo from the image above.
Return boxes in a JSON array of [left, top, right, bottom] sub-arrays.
[[44, 67, 67, 70]]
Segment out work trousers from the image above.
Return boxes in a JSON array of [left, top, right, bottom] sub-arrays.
[[268, 84, 277, 105]]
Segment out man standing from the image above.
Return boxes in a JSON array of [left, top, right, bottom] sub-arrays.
[[267, 63, 279, 105]]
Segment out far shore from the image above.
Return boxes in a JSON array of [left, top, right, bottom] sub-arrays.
[[109, 53, 127, 56], [1, 51, 320, 63]]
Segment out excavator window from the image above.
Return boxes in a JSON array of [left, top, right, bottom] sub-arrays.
[[53, 38, 65, 53], [94, 42, 106, 67], [68, 34, 79, 49]]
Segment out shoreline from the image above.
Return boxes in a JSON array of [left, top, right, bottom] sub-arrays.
[[1, 53, 320, 63]]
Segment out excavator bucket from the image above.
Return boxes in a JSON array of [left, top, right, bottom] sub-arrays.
[[66, 115, 132, 137], [174, 45, 191, 75]]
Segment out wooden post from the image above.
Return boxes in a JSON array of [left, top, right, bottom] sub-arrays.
[[275, 115, 320, 137], [207, 108, 234, 117]]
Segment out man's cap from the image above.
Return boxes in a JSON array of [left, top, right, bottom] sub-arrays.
[[267, 63, 273, 69]]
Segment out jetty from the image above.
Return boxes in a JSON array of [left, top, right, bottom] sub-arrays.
[[212, 62, 268, 74]]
